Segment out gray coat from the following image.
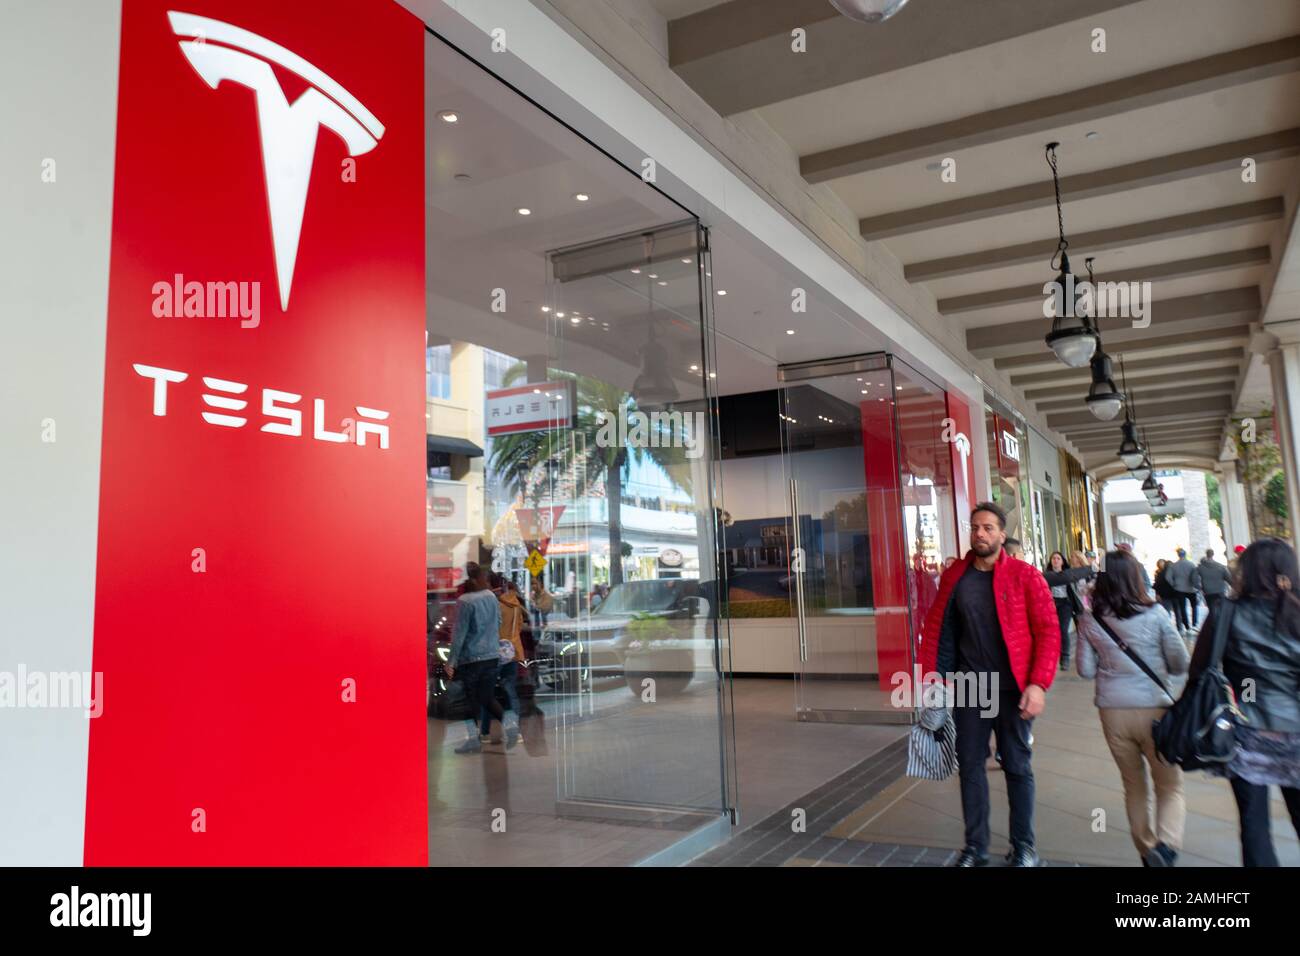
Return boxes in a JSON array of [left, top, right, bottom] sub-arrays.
[[1077, 604, 1190, 708], [1197, 558, 1231, 598], [1165, 557, 1200, 594]]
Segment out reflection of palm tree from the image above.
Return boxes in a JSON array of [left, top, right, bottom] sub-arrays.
[[487, 363, 693, 585]]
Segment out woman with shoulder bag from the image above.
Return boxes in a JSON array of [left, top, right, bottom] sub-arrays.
[[1188, 538, 1300, 867], [1077, 549, 1190, 866], [1045, 551, 1093, 671]]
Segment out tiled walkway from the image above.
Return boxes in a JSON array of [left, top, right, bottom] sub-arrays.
[[694, 670, 1300, 867]]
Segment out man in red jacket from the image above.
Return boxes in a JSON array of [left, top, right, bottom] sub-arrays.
[[920, 502, 1060, 867]]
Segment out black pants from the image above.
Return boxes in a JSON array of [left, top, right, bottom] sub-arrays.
[[458, 658, 504, 727], [1205, 594, 1224, 623], [1229, 777, 1300, 867], [1054, 599, 1073, 664], [1172, 592, 1198, 630], [954, 689, 1036, 856]]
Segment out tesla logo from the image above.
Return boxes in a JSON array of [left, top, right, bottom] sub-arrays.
[[168, 11, 385, 310], [133, 363, 390, 449]]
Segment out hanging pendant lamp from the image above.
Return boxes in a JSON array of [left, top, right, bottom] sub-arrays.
[[829, 0, 910, 23], [1042, 143, 1097, 367]]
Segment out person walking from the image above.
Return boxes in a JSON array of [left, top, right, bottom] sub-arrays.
[[1154, 558, 1176, 620], [1077, 549, 1189, 867], [921, 502, 1060, 868], [1198, 548, 1231, 621], [1188, 538, 1300, 867], [1044, 551, 1092, 671], [1116, 542, 1151, 592], [1166, 548, 1201, 635], [446, 563, 516, 754]]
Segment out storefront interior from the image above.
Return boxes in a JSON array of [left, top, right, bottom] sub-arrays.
[[421, 27, 977, 865]]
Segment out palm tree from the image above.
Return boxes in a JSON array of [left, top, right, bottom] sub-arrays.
[[488, 363, 693, 585]]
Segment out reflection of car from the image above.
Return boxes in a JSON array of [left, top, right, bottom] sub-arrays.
[[535, 578, 716, 697]]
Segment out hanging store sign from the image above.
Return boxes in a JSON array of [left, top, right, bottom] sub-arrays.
[[485, 381, 576, 436]]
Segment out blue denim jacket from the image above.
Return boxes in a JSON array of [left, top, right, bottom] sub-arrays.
[[449, 589, 501, 667]]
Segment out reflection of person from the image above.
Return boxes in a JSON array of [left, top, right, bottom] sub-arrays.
[[1189, 538, 1300, 867], [447, 563, 514, 754], [1077, 549, 1188, 867], [920, 502, 1059, 868], [481, 574, 526, 745], [911, 552, 938, 635], [1004, 537, 1024, 560], [530, 577, 553, 629]]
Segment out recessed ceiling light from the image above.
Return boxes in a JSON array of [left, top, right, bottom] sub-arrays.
[[516, 207, 531, 216], [630, 268, 640, 274], [570, 317, 581, 325], [717, 289, 727, 295], [690, 365, 699, 371], [556, 312, 565, 318], [574, 193, 590, 202], [657, 281, 667, 286], [861, 389, 869, 394], [540, 306, 551, 313], [709, 372, 716, 379], [682, 258, 692, 264], [648, 274, 658, 279], [786, 329, 795, 335], [438, 111, 459, 123]]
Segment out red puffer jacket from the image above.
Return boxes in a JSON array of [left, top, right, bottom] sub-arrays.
[[919, 549, 1060, 693]]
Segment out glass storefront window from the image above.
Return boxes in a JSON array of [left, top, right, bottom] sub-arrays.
[[420, 31, 730, 864]]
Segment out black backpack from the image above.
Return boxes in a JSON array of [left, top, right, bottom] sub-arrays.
[[1152, 601, 1244, 770]]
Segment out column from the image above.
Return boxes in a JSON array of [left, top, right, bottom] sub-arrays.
[[1266, 341, 1300, 537], [1219, 466, 1252, 550], [1182, 469, 1211, 557]]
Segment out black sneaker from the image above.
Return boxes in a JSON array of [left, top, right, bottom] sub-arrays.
[[1144, 842, 1178, 867], [1005, 845, 1040, 867], [952, 847, 989, 867]]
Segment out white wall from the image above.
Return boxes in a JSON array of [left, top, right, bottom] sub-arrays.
[[0, 0, 122, 864]]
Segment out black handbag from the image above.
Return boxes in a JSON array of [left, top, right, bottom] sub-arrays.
[[1152, 601, 1244, 770]]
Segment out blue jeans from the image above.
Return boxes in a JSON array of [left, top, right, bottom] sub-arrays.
[[480, 661, 518, 734]]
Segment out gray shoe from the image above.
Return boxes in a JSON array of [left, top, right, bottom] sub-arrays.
[[1144, 842, 1178, 867]]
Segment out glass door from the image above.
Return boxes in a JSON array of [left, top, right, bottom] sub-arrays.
[[778, 355, 911, 724]]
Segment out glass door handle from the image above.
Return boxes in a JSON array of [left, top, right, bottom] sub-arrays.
[[790, 478, 808, 663]]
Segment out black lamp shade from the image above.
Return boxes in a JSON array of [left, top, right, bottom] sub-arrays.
[[1118, 421, 1144, 469], [1085, 351, 1124, 420]]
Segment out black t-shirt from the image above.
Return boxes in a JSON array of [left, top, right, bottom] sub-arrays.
[[952, 565, 1017, 691]]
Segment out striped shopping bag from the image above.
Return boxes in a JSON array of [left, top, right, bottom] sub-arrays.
[[906, 706, 957, 780]]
